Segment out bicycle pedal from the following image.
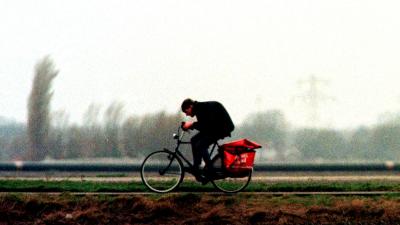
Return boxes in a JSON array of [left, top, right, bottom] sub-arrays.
[[195, 175, 206, 183], [201, 179, 209, 185]]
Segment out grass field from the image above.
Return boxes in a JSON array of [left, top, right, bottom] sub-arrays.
[[1, 179, 400, 193]]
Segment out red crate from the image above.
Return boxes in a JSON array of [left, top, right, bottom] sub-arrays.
[[221, 139, 261, 173]]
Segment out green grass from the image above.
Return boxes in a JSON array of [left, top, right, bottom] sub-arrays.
[[0, 180, 146, 192], [0, 180, 399, 193], [246, 181, 400, 192]]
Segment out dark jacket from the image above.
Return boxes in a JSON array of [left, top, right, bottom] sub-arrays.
[[192, 101, 234, 139]]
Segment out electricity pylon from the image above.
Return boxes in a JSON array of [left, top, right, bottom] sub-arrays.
[[294, 75, 334, 127]]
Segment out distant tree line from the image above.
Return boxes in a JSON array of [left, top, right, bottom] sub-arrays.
[[240, 111, 400, 162], [3, 57, 400, 162], [1, 109, 400, 162]]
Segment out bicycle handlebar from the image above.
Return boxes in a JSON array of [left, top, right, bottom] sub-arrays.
[[180, 121, 185, 129], [176, 123, 190, 142]]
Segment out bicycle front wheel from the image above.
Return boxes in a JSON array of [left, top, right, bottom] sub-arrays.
[[211, 169, 252, 193], [141, 150, 184, 193]]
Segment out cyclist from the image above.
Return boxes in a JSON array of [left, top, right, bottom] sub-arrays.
[[181, 98, 234, 182]]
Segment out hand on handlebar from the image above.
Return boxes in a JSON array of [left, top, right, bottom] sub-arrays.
[[181, 121, 193, 131]]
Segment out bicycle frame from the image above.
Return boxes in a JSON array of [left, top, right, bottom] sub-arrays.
[[165, 126, 219, 175]]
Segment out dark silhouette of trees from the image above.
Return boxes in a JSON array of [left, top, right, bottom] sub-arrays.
[[27, 57, 58, 161], [349, 127, 372, 161], [2, 107, 400, 162], [48, 110, 70, 159], [237, 110, 288, 161], [294, 128, 348, 161], [1, 58, 399, 162], [0, 121, 26, 160], [370, 123, 400, 161], [120, 111, 182, 158], [103, 102, 125, 157]]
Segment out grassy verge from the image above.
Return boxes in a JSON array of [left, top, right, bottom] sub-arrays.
[[0, 180, 146, 192], [1, 180, 400, 193]]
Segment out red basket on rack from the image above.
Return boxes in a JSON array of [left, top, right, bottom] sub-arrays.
[[221, 139, 262, 173]]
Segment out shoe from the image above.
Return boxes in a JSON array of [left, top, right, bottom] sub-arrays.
[[194, 174, 209, 185], [192, 167, 210, 185], [203, 166, 216, 177]]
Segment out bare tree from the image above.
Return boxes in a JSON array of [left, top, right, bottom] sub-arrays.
[[27, 57, 58, 161], [121, 115, 140, 157], [103, 101, 125, 157], [237, 110, 288, 161], [81, 103, 104, 157], [48, 110, 70, 159]]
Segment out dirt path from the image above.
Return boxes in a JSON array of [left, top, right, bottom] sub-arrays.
[[2, 174, 400, 182]]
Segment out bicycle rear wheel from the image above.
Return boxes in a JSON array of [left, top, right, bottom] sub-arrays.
[[211, 169, 252, 193], [141, 150, 184, 193]]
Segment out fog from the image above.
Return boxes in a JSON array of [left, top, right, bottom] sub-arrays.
[[2, 62, 400, 163], [1, 1, 400, 162]]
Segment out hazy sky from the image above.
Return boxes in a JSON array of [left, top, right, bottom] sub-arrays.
[[1, 0, 400, 128]]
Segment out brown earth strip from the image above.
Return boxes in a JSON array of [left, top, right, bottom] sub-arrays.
[[1, 193, 400, 225]]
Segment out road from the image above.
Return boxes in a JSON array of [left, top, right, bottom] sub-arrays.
[[1, 173, 400, 182]]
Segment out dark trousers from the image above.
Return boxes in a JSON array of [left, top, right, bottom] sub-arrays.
[[191, 133, 217, 170]]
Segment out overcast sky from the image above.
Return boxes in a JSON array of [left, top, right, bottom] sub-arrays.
[[1, 0, 400, 128]]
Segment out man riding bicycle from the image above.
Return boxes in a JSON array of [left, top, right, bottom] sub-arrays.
[[181, 98, 235, 182]]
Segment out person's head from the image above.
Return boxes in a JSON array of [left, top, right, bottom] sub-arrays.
[[181, 98, 195, 117]]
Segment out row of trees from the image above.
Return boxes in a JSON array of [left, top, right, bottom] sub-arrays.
[[1, 108, 400, 162], [48, 109, 183, 160], [1, 109, 184, 161], [236, 111, 400, 162], [2, 57, 399, 162]]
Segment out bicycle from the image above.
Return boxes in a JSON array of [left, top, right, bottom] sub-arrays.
[[140, 124, 254, 193]]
